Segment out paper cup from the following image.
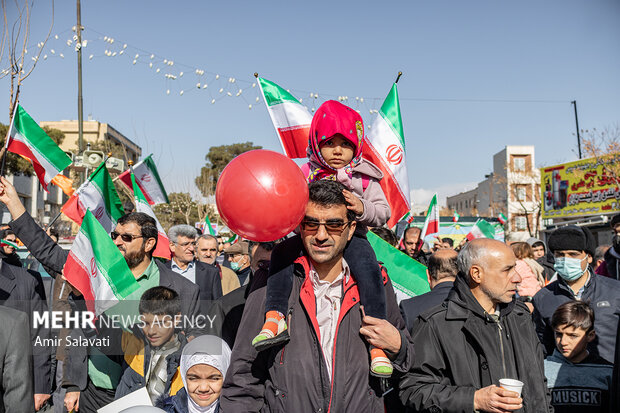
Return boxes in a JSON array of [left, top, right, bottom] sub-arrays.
[[499, 378, 524, 397]]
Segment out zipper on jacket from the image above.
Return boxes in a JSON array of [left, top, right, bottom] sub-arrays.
[[495, 318, 507, 378], [280, 308, 294, 365]]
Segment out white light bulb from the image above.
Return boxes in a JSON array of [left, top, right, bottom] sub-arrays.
[[43, 55, 48, 60], [135, 54, 139, 59], [211, 99, 215, 104], [256, 97, 260, 102], [179, 72, 183, 77], [196, 83, 201, 88], [51, 49, 55, 54], [133, 60, 137, 64], [166, 89, 170, 95], [180, 90, 184, 96], [156, 68, 160, 73], [215, 74, 220, 79], [219, 88, 223, 93], [150, 54, 154, 59], [59, 53, 64, 58], [252, 83, 256, 88], [89, 54, 93, 59], [123, 44, 127, 49], [248, 104, 252, 109], [360, 98, 364, 103], [149, 62, 153, 68]]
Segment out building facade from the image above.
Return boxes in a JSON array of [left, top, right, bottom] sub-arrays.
[[447, 146, 541, 240]]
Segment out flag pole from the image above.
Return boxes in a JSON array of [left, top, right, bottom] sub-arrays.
[[0, 95, 20, 177], [395, 71, 403, 84]]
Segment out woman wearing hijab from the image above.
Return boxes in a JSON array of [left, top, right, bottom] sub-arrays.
[[158, 335, 231, 413]]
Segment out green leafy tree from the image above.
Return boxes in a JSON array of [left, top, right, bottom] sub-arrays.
[[153, 192, 201, 230], [195, 142, 262, 197], [0, 122, 65, 175]]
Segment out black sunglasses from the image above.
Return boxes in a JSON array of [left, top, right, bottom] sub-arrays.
[[300, 220, 351, 234], [110, 231, 144, 243]]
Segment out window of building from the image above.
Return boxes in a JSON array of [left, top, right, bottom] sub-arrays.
[[513, 156, 526, 172], [515, 186, 526, 202], [515, 216, 527, 231]]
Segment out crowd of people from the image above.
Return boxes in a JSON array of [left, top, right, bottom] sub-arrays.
[[0, 99, 618, 413]]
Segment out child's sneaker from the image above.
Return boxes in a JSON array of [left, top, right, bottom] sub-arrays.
[[370, 347, 393, 378], [252, 310, 289, 352]]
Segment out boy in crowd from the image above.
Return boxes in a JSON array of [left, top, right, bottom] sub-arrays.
[[115, 286, 186, 403], [544, 301, 612, 413]]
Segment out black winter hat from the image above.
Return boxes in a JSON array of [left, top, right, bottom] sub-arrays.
[[547, 225, 596, 257], [611, 213, 620, 229]]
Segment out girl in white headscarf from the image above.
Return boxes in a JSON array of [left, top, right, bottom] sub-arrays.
[[159, 335, 232, 413]]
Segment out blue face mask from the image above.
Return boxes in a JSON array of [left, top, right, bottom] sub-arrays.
[[230, 261, 242, 272], [554, 256, 587, 281]]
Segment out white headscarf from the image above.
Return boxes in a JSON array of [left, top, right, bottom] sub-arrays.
[[180, 335, 232, 413]]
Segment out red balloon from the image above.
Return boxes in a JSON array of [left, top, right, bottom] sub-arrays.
[[215, 150, 309, 242]]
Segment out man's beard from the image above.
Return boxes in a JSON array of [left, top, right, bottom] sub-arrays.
[[124, 246, 148, 269]]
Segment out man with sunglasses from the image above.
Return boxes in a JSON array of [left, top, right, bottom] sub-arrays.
[[0, 176, 201, 412], [221, 179, 413, 413]]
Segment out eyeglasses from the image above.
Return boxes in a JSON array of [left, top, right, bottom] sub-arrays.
[[110, 231, 144, 242], [300, 220, 352, 234]]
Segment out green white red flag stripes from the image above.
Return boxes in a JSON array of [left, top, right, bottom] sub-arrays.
[[63, 210, 140, 315], [453, 211, 460, 222], [5, 104, 72, 191], [362, 83, 411, 228], [420, 194, 439, 239], [130, 171, 171, 259], [0, 239, 18, 249], [466, 219, 497, 240], [498, 213, 507, 225], [61, 162, 124, 233], [205, 215, 217, 236], [257, 77, 312, 159], [118, 154, 169, 205], [367, 231, 429, 302]]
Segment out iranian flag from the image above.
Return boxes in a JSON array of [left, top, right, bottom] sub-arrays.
[[0, 239, 19, 249], [498, 213, 507, 225], [61, 162, 125, 233], [204, 215, 217, 236], [420, 194, 439, 239], [257, 77, 312, 159], [118, 154, 169, 205], [5, 104, 72, 191], [453, 211, 460, 223], [362, 83, 411, 228], [368, 231, 429, 303], [131, 171, 171, 259], [63, 210, 140, 315], [466, 219, 497, 240], [62, 162, 124, 233]]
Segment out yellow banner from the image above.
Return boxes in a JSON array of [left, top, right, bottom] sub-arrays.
[[541, 155, 620, 219]]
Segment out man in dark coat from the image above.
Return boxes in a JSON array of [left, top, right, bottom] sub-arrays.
[[399, 238, 553, 412], [0, 176, 201, 412], [221, 180, 413, 413], [165, 224, 223, 313], [0, 305, 33, 413], [0, 260, 51, 411], [598, 213, 620, 280], [399, 248, 457, 334], [532, 225, 620, 363]]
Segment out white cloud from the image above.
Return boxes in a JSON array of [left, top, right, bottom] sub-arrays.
[[410, 181, 478, 212]]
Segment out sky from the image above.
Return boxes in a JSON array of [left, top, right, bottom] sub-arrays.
[[2, 0, 619, 209]]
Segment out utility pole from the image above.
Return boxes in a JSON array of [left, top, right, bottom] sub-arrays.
[[76, 0, 85, 183], [76, 1, 84, 153], [571, 100, 582, 159]]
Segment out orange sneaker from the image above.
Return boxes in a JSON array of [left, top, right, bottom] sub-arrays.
[[252, 310, 289, 352]]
